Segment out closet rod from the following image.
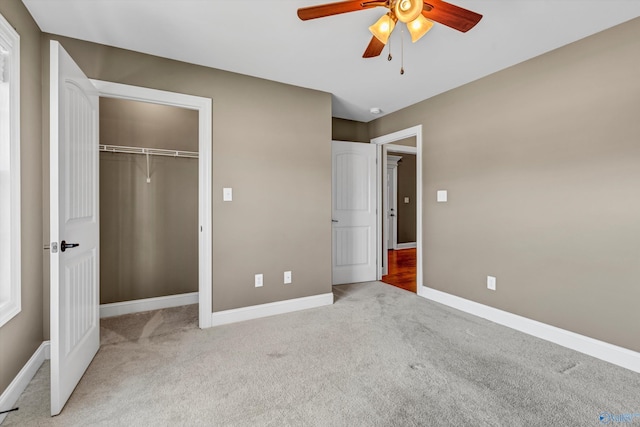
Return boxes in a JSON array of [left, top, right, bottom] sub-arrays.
[[99, 144, 198, 159]]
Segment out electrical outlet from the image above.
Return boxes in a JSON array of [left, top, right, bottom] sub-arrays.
[[284, 271, 292, 284], [255, 274, 263, 288], [487, 276, 496, 291]]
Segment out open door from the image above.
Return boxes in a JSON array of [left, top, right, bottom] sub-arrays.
[[331, 141, 377, 285], [49, 41, 100, 416]]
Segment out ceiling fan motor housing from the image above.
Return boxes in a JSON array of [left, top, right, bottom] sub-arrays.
[[394, 0, 423, 23]]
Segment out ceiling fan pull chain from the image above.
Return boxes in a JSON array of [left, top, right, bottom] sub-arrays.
[[387, 34, 392, 61], [400, 25, 405, 75]]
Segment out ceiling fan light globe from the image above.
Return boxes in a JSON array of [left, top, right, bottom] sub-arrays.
[[394, 0, 422, 23], [407, 15, 434, 43], [369, 14, 396, 44]]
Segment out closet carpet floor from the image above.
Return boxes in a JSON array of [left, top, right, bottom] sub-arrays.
[[4, 282, 640, 426]]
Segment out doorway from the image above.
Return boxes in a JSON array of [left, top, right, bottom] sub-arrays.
[[49, 43, 212, 416], [98, 98, 199, 316], [91, 80, 213, 328], [371, 126, 423, 295], [381, 149, 417, 293]]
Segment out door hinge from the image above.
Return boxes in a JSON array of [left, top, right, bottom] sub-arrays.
[[51, 242, 58, 253]]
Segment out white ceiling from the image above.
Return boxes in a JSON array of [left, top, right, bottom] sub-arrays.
[[22, 0, 640, 122]]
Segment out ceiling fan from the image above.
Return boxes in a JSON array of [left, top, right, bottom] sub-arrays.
[[297, 0, 482, 58]]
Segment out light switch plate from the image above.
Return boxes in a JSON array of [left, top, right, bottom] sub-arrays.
[[487, 276, 496, 291], [437, 190, 448, 202], [284, 271, 292, 284], [223, 187, 233, 202], [255, 274, 263, 288], [404, 197, 410, 204]]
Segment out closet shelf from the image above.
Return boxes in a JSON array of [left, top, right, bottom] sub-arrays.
[[99, 144, 198, 159]]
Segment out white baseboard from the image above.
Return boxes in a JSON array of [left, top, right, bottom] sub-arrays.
[[418, 286, 640, 373], [211, 292, 334, 327], [0, 341, 50, 424], [396, 242, 417, 249], [100, 292, 199, 318]]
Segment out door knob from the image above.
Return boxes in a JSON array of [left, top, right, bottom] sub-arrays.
[[332, 219, 339, 223], [60, 240, 80, 252]]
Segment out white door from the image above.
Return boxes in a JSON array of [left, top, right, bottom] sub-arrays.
[[331, 141, 377, 285], [50, 41, 100, 416]]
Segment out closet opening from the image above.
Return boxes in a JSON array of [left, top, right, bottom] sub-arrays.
[[98, 97, 199, 325]]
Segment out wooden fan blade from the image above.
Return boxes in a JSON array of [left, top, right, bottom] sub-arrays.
[[298, 0, 373, 21], [363, 36, 385, 58], [422, 0, 482, 33]]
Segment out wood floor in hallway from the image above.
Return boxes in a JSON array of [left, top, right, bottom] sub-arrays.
[[381, 248, 416, 293]]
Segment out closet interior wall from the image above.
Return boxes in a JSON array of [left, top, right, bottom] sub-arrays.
[[99, 97, 199, 304]]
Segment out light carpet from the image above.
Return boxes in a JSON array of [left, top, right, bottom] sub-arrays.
[[4, 281, 640, 426]]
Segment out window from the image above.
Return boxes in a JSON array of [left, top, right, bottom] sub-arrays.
[[0, 12, 20, 327]]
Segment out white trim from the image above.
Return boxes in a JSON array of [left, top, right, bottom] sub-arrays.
[[420, 286, 640, 373], [210, 293, 334, 327], [387, 155, 402, 166], [0, 12, 21, 328], [376, 144, 384, 275], [385, 144, 417, 155], [396, 242, 417, 249], [0, 341, 50, 424], [371, 125, 423, 290], [100, 292, 199, 318], [89, 80, 213, 329]]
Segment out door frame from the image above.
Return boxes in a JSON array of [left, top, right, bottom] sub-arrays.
[[371, 126, 423, 293], [90, 80, 213, 328]]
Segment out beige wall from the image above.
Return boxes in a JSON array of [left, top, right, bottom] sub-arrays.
[[100, 97, 199, 152], [99, 99, 199, 304], [370, 17, 640, 352], [0, 0, 43, 395], [40, 33, 332, 317], [332, 117, 369, 142], [100, 154, 198, 303], [391, 137, 415, 147]]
